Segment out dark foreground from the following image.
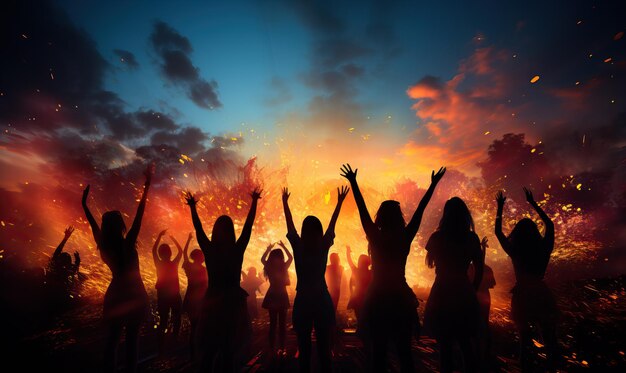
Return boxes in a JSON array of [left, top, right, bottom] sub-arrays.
[[2, 276, 625, 372]]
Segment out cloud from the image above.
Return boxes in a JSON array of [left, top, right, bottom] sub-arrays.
[[113, 49, 139, 69], [149, 21, 222, 109]]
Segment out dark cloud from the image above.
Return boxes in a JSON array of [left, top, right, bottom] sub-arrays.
[[0, 0, 237, 190], [113, 49, 139, 69], [150, 21, 222, 109]]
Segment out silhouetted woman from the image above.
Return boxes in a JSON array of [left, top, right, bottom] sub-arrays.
[[325, 253, 344, 312], [185, 187, 261, 372], [424, 197, 483, 373], [495, 188, 558, 372], [468, 237, 496, 372], [340, 164, 445, 373], [47, 225, 81, 309], [180, 233, 207, 360], [240, 266, 264, 319], [282, 186, 349, 373], [345, 245, 371, 326], [152, 229, 183, 354], [82, 165, 153, 373], [261, 241, 293, 354]]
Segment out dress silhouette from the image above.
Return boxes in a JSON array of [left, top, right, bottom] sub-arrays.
[[495, 188, 558, 372], [261, 241, 293, 353], [81, 165, 153, 373], [424, 197, 483, 373], [185, 187, 261, 372], [180, 233, 207, 360], [282, 186, 348, 373], [325, 253, 344, 312], [152, 230, 183, 354], [345, 245, 371, 327], [240, 267, 264, 319], [468, 238, 496, 372], [341, 164, 445, 373]]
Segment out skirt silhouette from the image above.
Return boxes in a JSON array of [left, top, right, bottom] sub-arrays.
[[424, 276, 480, 339]]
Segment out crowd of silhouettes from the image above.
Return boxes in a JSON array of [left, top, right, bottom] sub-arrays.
[[41, 161, 564, 372]]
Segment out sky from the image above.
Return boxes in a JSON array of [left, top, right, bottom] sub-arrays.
[[1, 0, 625, 288]]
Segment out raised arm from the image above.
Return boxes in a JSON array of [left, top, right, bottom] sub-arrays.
[[524, 187, 554, 249], [326, 185, 349, 237], [169, 234, 184, 264], [346, 245, 356, 271], [184, 191, 210, 248], [237, 187, 262, 250], [282, 187, 297, 236], [81, 185, 101, 245], [406, 167, 446, 240], [152, 229, 166, 266], [73, 251, 81, 273], [126, 164, 154, 244], [182, 233, 193, 263], [340, 164, 376, 236], [278, 240, 293, 267], [495, 191, 512, 256], [53, 226, 75, 259], [261, 243, 274, 266]]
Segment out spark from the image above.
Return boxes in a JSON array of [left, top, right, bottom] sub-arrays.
[[530, 75, 540, 83]]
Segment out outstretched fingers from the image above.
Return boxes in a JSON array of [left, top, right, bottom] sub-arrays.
[[251, 187, 263, 200], [184, 191, 198, 206]]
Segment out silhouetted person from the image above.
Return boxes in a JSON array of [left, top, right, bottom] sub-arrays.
[[261, 241, 293, 354], [424, 197, 483, 373], [185, 187, 261, 373], [241, 266, 264, 319], [495, 188, 558, 372], [345, 245, 371, 327], [341, 164, 445, 373], [468, 237, 496, 372], [47, 225, 81, 309], [152, 229, 183, 354], [325, 253, 344, 312], [181, 233, 207, 361], [282, 186, 349, 373], [82, 165, 153, 373]]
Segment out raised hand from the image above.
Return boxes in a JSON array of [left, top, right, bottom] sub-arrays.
[[337, 185, 350, 203], [277, 240, 287, 249], [282, 187, 290, 203], [82, 185, 90, 205], [431, 167, 446, 184], [523, 187, 536, 205], [184, 191, 198, 206], [250, 187, 263, 201], [266, 242, 275, 252], [74, 251, 80, 262], [340, 164, 358, 182], [346, 245, 351, 254], [481, 236, 489, 250], [64, 226, 75, 238], [496, 191, 506, 207]]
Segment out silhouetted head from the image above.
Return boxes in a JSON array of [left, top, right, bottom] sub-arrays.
[[438, 197, 474, 233], [247, 267, 257, 276], [212, 215, 236, 247], [101, 211, 126, 246], [301, 215, 324, 247], [329, 252, 340, 266], [158, 243, 172, 261], [58, 252, 72, 268], [357, 254, 371, 270], [264, 249, 286, 278], [509, 218, 543, 249], [375, 200, 406, 231], [190, 248, 204, 264]]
